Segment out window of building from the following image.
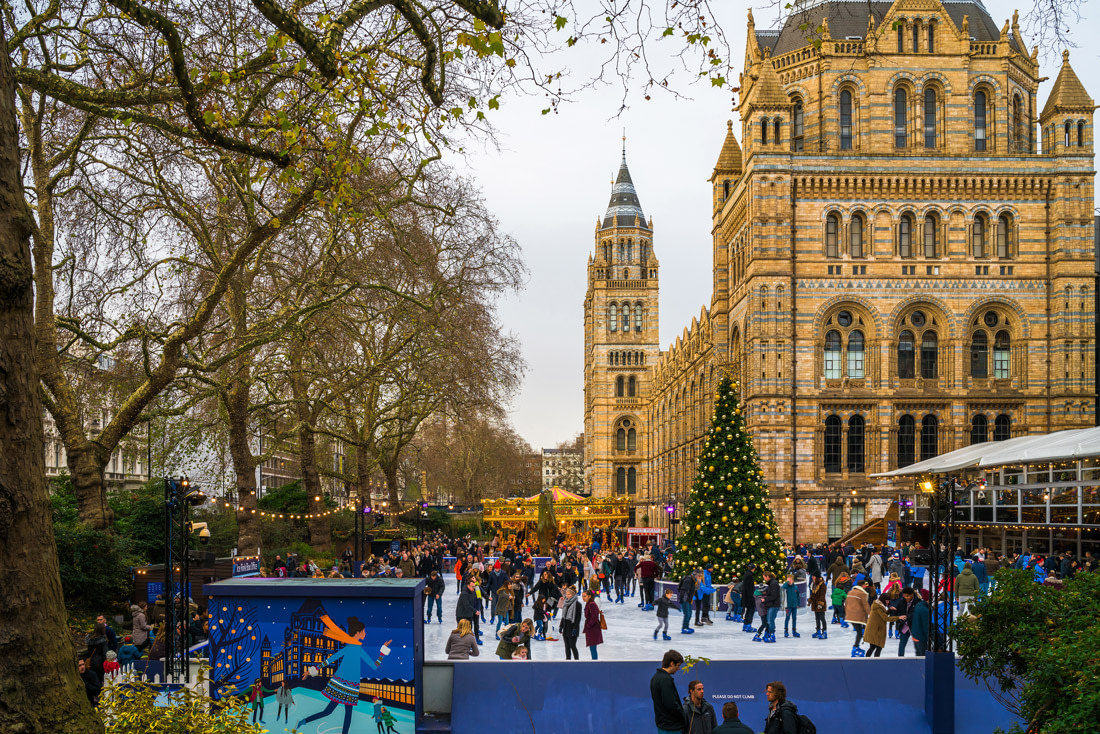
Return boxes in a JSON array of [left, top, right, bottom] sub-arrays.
[[723, 180, 730, 199], [1078, 121, 1086, 147], [993, 330, 1010, 378], [616, 428, 626, 450], [975, 90, 988, 151], [1012, 95, 1025, 152], [924, 87, 937, 148], [792, 100, 804, 152], [761, 118, 768, 144], [898, 415, 915, 467], [616, 376, 624, 397], [971, 414, 988, 444], [924, 214, 938, 257], [997, 215, 1011, 258], [621, 307, 630, 331], [897, 23, 904, 53], [840, 90, 853, 150], [616, 467, 626, 494], [920, 414, 938, 461], [970, 329, 988, 378], [774, 119, 781, 145], [828, 504, 844, 539], [994, 414, 1011, 441], [847, 330, 865, 378], [824, 330, 842, 379], [848, 415, 865, 472], [609, 304, 617, 332], [826, 214, 839, 257], [972, 215, 986, 258], [634, 303, 643, 333], [894, 88, 908, 148], [627, 467, 637, 494], [850, 502, 866, 529], [824, 415, 842, 472], [927, 23, 935, 53], [627, 428, 637, 451], [850, 214, 864, 258], [1065, 121, 1072, 147], [899, 214, 913, 257], [898, 330, 915, 378], [627, 376, 637, 397], [921, 331, 938, 378], [912, 21, 920, 52]]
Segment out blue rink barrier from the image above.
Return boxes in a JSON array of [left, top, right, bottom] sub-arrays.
[[451, 658, 1019, 734]]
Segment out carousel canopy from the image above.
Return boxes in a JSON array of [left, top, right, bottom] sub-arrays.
[[527, 487, 585, 502]]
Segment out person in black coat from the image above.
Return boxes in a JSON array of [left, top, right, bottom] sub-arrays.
[[678, 570, 700, 633], [82, 623, 110, 682], [423, 570, 446, 623], [739, 566, 756, 630], [78, 659, 102, 706], [763, 681, 799, 734], [455, 579, 482, 643], [651, 650, 685, 734]]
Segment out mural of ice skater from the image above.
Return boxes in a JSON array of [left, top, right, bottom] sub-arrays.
[[294, 615, 392, 734], [275, 680, 294, 723], [247, 678, 276, 723]]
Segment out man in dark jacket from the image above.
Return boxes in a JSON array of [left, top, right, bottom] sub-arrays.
[[890, 587, 916, 656], [763, 681, 799, 734], [682, 680, 718, 734], [739, 566, 756, 632], [424, 570, 445, 623], [909, 594, 931, 656], [762, 571, 782, 643], [678, 570, 700, 634], [456, 579, 482, 644], [651, 650, 685, 734], [714, 702, 753, 734]]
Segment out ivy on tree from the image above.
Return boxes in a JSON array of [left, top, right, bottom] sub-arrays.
[[675, 374, 786, 582]]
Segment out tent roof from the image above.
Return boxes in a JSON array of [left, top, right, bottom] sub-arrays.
[[526, 486, 586, 502], [871, 426, 1100, 478]]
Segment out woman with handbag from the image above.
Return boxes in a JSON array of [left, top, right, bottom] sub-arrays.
[[559, 585, 583, 660], [582, 590, 604, 660]]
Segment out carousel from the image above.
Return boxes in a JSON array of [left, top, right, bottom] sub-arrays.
[[482, 487, 630, 549]]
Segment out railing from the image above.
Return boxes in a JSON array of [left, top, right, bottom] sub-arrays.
[[615, 398, 642, 407], [970, 42, 999, 55], [832, 41, 863, 55], [605, 279, 652, 289]]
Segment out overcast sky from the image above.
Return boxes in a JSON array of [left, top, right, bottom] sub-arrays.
[[456, 0, 1099, 451]]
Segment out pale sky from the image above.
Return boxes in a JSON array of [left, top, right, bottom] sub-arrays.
[[458, 0, 1100, 451]]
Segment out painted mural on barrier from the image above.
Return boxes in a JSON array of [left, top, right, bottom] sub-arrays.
[[209, 595, 415, 734]]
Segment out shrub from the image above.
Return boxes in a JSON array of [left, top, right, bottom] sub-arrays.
[[98, 668, 263, 734]]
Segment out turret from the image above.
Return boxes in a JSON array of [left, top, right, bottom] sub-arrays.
[[1041, 51, 1095, 156]]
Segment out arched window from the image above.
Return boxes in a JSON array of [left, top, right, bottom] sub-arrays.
[[997, 215, 1011, 258], [774, 119, 781, 144], [972, 215, 986, 258], [626, 239, 633, 261], [899, 214, 913, 257], [627, 467, 637, 494], [920, 415, 939, 461], [1078, 121, 1086, 147], [723, 180, 730, 198], [616, 467, 627, 494], [993, 330, 1010, 378], [627, 376, 637, 397], [615, 376, 624, 397], [792, 100, 805, 152], [634, 304, 643, 333], [825, 214, 839, 257], [1065, 121, 1072, 147], [924, 214, 938, 257], [894, 88, 908, 148], [970, 414, 988, 444], [824, 330, 842, 379], [824, 415, 842, 472], [927, 22, 935, 53], [848, 415, 865, 472], [896, 23, 904, 53], [898, 415, 916, 467], [761, 118, 769, 144], [975, 90, 988, 151], [1012, 95, 1024, 152], [970, 329, 988, 378], [993, 414, 1011, 441], [621, 307, 630, 332], [850, 214, 864, 258], [898, 330, 915, 378], [924, 87, 937, 148], [840, 90, 853, 150], [627, 428, 637, 451], [912, 21, 920, 52], [616, 428, 626, 451], [847, 330, 865, 378], [921, 331, 938, 378], [609, 304, 618, 332]]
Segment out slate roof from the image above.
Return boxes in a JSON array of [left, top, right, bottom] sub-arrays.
[[601, 155, 650, 230]]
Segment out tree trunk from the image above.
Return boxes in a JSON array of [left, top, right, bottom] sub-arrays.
[[67, 443, 112, 528], [0, 18, 103, 733], [354, 442, 373, 513], [224, 280, 260, 554], [383, 460, 401, 530], [289, 344, 328, 550]]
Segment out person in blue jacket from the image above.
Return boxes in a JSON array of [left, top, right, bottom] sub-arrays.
[[909, 595, 931, 656], [296, 616, 392, 734], [970, 556, 989, 596], [695, 564, 716, 626]]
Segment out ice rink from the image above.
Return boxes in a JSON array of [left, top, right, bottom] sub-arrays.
[[421, 576, 912, 662]]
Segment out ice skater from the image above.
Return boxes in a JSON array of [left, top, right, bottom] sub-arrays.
[[653, 588, 675, 640], [295, 615, 391, 734], [275, 680, 294, 723], [247, 678, 276, 723]]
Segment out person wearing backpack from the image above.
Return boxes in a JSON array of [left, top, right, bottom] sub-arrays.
[[764, 681, 808, 734]]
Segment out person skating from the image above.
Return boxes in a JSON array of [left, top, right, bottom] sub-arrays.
[[809, 572, 828, 639], [682, 680, 718, 734], [781, 574, 800, 638], [444, 619, 480, 660], [582, 590, 604, 659], [495, 619, 534, 660], [275, 680, 295, 723], [636, 554, 660, 611], [247, 678, 277, 724], [845, 578, 871, 656], [423, 569, 445, 624], [455, 578, 482, 645], [863, 596, 898, 658], [739, 565, 756, 632], [761, 571, 781, 643], [654, 588, 676, 640], [559, 585, 583, 660], [696, 564, 716, 625], [956, 562, 980, 615], [678, 569, 701, 634], [651, 650, 686, 734], [831, 572, 850, 628]]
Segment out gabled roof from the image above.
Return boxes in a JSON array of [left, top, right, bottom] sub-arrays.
[[1041, 50, 1095, 118]]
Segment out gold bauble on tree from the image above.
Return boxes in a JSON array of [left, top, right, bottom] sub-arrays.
[[742, 505, 749, 513]]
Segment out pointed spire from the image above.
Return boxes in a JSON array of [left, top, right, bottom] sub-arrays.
[[745, 48, 788, 111], [1041, 50, 1095, 119], [711, 120, 743, 180], [601, 148, 649, 231]]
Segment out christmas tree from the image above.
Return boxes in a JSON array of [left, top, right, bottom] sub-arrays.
[[674, 374, 787, 582]]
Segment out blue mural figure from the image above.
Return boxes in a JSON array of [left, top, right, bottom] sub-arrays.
[[295, 614, 392, 734]]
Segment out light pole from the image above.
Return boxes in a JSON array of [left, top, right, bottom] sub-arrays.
[[163, 476, 205, 684]]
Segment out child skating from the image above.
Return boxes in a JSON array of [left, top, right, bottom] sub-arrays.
[[653, 588, 675, 640]]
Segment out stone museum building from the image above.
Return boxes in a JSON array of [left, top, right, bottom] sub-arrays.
[[583, 0, 1096, 544]]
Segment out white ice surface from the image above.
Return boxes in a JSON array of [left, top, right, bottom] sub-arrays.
[[422, 578, 912, 662]]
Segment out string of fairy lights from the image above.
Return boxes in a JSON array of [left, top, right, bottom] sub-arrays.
[[215, 490, 438, 521]]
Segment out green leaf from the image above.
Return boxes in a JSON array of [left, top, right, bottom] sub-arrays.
[[554, 15, 568, 30]]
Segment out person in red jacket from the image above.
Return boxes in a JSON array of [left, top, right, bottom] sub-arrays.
[[582, 590, 604, 659]]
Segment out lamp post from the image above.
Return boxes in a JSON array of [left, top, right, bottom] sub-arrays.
[[665, 497, 677, 548], [163, 476, 205, 684]]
